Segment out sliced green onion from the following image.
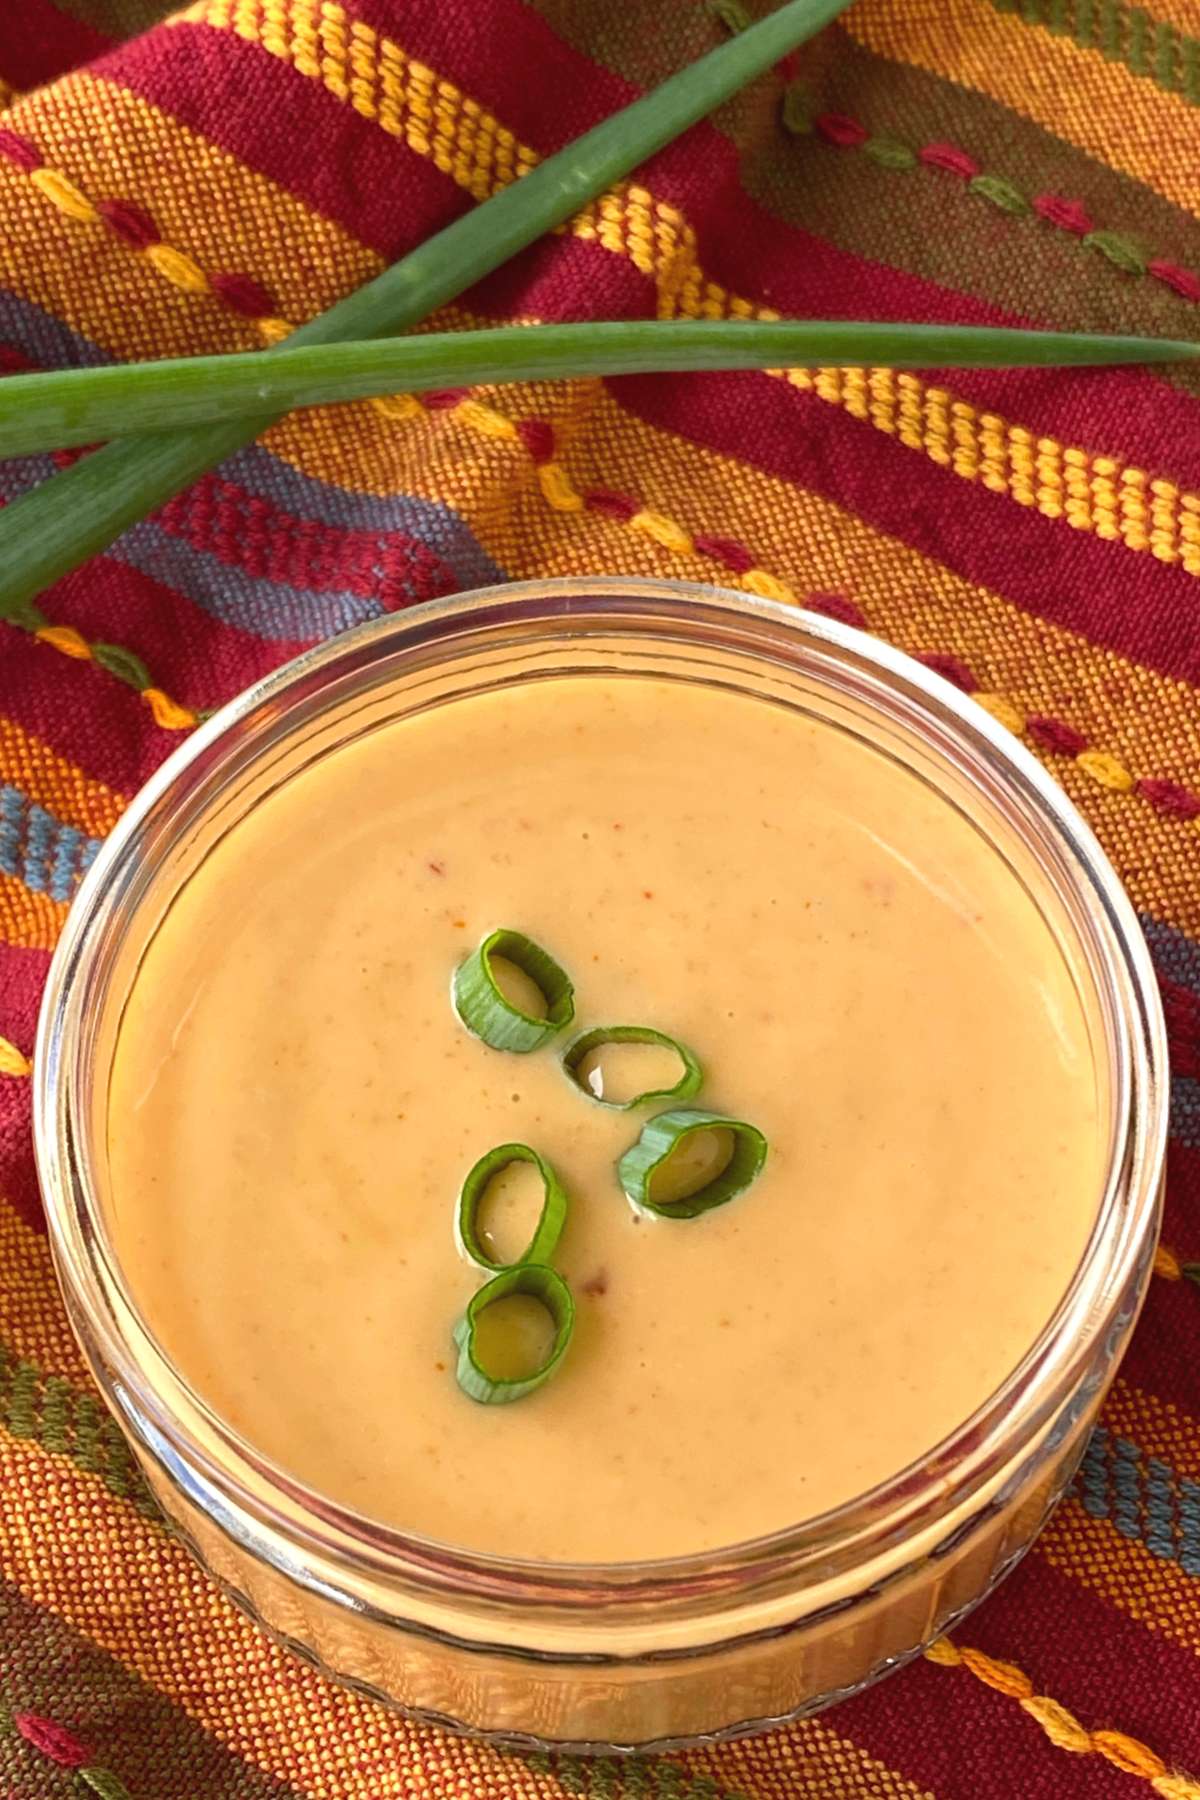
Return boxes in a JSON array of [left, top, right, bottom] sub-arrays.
[[453, 1263, 575, 1405], [455, 1142, 567, 1272], [453, 928, 574, 1052], [561, 1024, 702, 1110], [618, 1108, 767, 1219]]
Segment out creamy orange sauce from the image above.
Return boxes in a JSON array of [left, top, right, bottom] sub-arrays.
[[108, 676, 1103, 1562]]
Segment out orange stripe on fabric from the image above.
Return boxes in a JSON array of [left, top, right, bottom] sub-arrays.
[[0, 871, 66, 954], [846, 0, 1200, 220], [925, 1637, 1200, 1796], [0, 1429, 644, 1800], [0, 715, 125, 838], [1038, 1497, 1200, 1656], [0, 69, 380, 361], [0, 1202, 91, 1385], [0, 1212, 929, 1800]]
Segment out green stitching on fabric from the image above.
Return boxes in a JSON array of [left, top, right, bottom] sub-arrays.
[[1083, 227, 1147, 273], [89, 642, 152, 691], [1182, 36, 1200, 101], [7, 1360, 38, 1438], [780, 84, 812, 133], [39, 1373, 71, 1454], [586, 1758, 621, 1798], [80, 1768, 136, 1800], [521, 1754, 747, 1800], [864, 136, 916, 168], [0, 1338, 160, 1519], [968, 172, 1029, 213], [707, 0, 753, 33], [804, 94, 1200, 301], [1181, 1262, 1200, 1290], [620, 1762, 653, 1797], [73, 1390, 104, 1475], [987, 0, 1200, 105], [1126, 2, 1148, 69]]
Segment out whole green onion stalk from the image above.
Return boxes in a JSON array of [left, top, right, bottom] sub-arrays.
[[0, 0, 851, 614], [1, 319, 1196, 462]]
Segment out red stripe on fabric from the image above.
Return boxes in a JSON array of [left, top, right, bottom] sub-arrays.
[[104, 8, 1200, 494], [0, 948, 50, 1235], [99, 26, 472, 264], [610, 370, 1200, 686], [838, 1557, 1200, 1796], [157, 474, 460, 606], [1121, 1137, 1200, 1421], [47, 560, 301, 707], [0, 622, 164, 796], [0, 0, 110, 92], [1163, 977, 1200, 1081]]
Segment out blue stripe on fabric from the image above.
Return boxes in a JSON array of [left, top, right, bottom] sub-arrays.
[[219, 445, 503, 583], [0, 291, 112, 371], [1074, 1427, 1200, 1578], [0, 457, 504, 646], [1173, 1075, 1200, 1150], [110, 520, 392, 643], [1142, 914, 1200, 999], [0, 786, 101, 902]]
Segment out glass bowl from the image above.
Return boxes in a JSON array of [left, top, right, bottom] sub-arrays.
[[33, 577, 1167, 1752]]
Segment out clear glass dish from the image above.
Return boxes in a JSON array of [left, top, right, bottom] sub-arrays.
[[34, 578, 1167, 1753]]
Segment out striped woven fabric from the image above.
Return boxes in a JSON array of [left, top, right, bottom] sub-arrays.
[[2, 0, 1200, 1795]]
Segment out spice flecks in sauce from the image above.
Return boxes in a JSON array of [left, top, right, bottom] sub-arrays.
[[108, 677, 1102, 1561]]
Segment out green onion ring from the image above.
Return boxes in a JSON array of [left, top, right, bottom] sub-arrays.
[[455, 1143, 567, 1272], [452, 928, 574, 1052], [617, 1108, 768, 1219], [561, 1025, 702, 1110], [453, 1264, 575, 1405]]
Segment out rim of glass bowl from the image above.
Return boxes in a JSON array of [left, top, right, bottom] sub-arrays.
[[34, 577, 1167, 1623]]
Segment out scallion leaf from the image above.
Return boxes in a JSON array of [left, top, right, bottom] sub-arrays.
[[0, 0, 853, 615], [453, 1263, 575, 1404], [618, 1107, 767, 1218], [2, 318, 1196, 460], [453, 928, 575, 1052], [455, 1142, 568, 1272], [561, 1024, 703, 1110]]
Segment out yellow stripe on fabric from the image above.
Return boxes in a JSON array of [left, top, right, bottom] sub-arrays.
[[0, 871, 67, 953], [1038, 1497, 1200, 1657], [157, 0, 1200, 577], [1105, 1379, 1200, 1482], [845, 0, 1200, 220], [0, 1203, 92, 1385], [0, 715, 125, 838], [925, 1638, 1200, 1797]]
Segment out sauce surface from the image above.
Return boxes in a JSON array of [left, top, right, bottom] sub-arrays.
[[108, 676, 1103, 1561]]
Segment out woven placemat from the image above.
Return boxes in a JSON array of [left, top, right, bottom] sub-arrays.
[[1, 0, 1199, 1794]]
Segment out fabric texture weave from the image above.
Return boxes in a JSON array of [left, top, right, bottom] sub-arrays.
[[1, 0, 1199, 1794]]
